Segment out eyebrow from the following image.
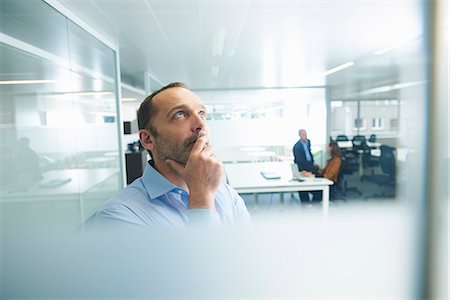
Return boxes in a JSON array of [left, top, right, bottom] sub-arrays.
[[166, 104, 207, 118]]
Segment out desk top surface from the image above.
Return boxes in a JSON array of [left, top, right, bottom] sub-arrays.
[[337, 141, 381, 148], [224, 162, 333, 190], [1, 168, 119, 200]]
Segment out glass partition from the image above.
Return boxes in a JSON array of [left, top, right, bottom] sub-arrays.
[[326, 6, 428, 209], [197, 88, 326, 165], [0, 0, 122, 232]]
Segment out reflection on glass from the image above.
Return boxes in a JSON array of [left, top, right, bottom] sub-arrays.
[[0, 1, 122, 232]]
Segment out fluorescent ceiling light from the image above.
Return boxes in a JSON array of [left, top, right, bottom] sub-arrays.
[[374, 45, 398, 55], [122, 97, 138, 102], [324, 62, 354, 76], [87, 111, 117, 116], [63, 91, 113, 97], [0, 79, 58, 85], [373, 36, 419, 55], [360, 81, 426, 95]]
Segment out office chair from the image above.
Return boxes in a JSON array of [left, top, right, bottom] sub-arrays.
[[362, 145, 396, 199], [350, 135, 366, 166], [351, 135, 366, 152], [338, 154, 362, 197], [336, 135, 349, 142], [361, 142, 379, 175], [331, 158, 346, 200], [368, 134, 377, 143]]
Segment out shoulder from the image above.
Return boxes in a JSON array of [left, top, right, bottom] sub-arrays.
[[330, 156, 342, 165], [215, 182, 251, 224], [216, 182, 240, 204], [94, 180, 152, 227], [103, 180, 148, 208]]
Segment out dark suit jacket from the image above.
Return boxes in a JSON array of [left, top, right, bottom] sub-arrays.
[[293, 139, 316, 173]]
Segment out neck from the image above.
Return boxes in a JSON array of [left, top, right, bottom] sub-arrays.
[[152, 157, 188, 191]]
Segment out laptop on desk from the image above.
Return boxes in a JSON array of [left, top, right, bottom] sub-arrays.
[[260, 170, 281, 180], [290, 163, 306, 181]]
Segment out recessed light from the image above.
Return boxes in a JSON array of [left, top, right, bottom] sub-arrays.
[[0, 79, 57, 85], [324, 62, 354, 76]]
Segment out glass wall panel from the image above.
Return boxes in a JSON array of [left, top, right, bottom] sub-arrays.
[[67, 20, 116, 81], [329, 100, 357, 139], [327, 5, 428, 208], [0, 0, 122, 232], [0, 0, 70, 61], [198, 88, 326, 165], [359, 99, 399, 142]]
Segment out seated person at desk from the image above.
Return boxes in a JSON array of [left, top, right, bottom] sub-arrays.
[[293, 129, 319, 201], [93, 82, 250, 229], [301, 142, 342, 201]]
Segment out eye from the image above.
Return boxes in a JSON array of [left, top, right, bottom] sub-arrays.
[[174, 111, 187, 119], [199, 110, 207, 118]]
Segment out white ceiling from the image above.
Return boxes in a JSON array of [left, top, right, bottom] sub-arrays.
[[55, 0, 423, 91]]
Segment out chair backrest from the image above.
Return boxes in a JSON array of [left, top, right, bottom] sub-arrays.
[[332, 158, 345, 197], [352, 135, 366, 151], [336, 156, 346, 181], [341, 155, 359, 174], [336, 135, 349, 142], [368, 134, 377, 143], [362, 142, 380, 167], [379, 145, 396, 177]]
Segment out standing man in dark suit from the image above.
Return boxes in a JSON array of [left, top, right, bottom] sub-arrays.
[[293, 129, 318, 201]]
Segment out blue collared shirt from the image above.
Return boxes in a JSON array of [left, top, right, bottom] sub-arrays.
[[94, 162, 251, 229], [301, 140, 312, 161]]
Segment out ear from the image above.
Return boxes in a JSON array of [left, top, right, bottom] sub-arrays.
[[139, 129, 155, 152]]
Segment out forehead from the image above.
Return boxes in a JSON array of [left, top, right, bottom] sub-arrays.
[[152, 87, 204, 112]]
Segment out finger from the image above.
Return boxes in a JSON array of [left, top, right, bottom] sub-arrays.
[[190, 136, 208, 154], [200, 143, 215, 157], [165, 159, 184, 175]]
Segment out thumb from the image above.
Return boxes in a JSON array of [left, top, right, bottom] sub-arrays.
[[165, 159, 184, 175]]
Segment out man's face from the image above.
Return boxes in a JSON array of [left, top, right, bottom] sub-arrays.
[[299, 130, 307, 142], [149, 87, 209, 165]]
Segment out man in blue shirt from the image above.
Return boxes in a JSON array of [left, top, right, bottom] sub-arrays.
[[293, 129, 319, 202], [94, 82, 250, 229]]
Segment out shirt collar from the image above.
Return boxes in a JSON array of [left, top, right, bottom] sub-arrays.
[[141, 160, 179, 199]]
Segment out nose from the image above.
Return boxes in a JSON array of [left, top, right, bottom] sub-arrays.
[[192, 113, 206, 133]]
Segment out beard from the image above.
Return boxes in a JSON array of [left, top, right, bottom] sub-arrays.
[[154, 132, 204, 165]]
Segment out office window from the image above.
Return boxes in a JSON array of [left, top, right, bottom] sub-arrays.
[[353, 118, 366, 130], [360, 99, 399, 139], [390, 118, 399, 129], [372, 117, 384, 130]]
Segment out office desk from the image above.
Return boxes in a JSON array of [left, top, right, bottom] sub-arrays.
[[337, 141, 381, 149], [1, 168, 119, 222], [224, 162, 333, 216]]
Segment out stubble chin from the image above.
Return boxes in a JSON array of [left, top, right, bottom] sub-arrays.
[[156, 132, 207, 166], [158, 143, 191, 166]]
